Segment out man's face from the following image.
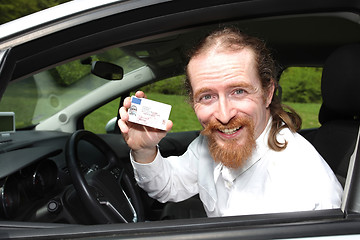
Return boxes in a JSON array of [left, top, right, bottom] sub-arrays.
[[187, 48, 273, 168]]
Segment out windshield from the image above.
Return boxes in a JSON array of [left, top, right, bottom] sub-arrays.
[[0, 48, 145, 129]]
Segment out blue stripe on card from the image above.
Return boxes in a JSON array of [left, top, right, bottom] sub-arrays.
[[132, 97, 141, 105]]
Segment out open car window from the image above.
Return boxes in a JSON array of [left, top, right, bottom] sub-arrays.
[[84, 75, 202, 134], [279, 67, 322, 129]]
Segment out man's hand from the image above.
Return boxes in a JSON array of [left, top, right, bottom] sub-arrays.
[[118, 91, 173, 163]]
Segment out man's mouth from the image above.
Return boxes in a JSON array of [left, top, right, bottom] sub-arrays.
[[201, 116, 253, 140], [218, 126, 242, 135]]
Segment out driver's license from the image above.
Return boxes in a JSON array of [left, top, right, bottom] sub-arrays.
[[128, 96, 172, 130]]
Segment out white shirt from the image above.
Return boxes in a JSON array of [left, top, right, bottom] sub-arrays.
[[131, 119, 343, 217]]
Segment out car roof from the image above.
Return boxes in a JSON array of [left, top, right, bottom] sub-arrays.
[[0, 0, 359, 97], [0, 0, 164, 49]]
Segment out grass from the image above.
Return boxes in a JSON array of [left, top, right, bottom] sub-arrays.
[[284, 102, 321, 129], [84, 93, 321, 133], [145, 93, 202, 132], [84, 93, 202, 133]]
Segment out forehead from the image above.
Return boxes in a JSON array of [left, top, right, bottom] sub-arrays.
[[190, 46, 256, 64], [187, 48, 259, 87]]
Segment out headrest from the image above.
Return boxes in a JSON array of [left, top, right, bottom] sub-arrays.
[[320, 44, 360, 123]]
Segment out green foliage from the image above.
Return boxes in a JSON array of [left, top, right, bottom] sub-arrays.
[[50, 60, 91, 86], [84, 92, 201, 134], [0, 76, 38, 127], [284, 101, 321, 129], [146, 92, 201, 132], [0, 0, 71, 25], [140, 76, 186, 95], [96, 48, 126, 63], [280, 67, 322, 103]]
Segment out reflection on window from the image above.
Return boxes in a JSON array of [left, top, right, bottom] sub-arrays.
[[0, 48, 145, 129]]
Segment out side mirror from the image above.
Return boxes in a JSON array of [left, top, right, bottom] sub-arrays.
[[91, 61, 124, 80]]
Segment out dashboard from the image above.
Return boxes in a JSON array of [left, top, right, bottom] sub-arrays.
[[0, 129, 199, 224], [0, 157, 59, 220], [0, 130, 132, 223]]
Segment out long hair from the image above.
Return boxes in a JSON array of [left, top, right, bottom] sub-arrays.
[[185, 26, 301, 151]]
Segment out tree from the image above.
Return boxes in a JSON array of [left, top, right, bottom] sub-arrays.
[[280, 67, 322, 103], [0, 0, 70, 25]]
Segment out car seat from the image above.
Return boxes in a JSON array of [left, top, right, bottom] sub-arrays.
[[310, 44, 360, 187]]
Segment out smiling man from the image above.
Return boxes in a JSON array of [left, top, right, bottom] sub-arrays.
[[190, 46, 270, 170], [119, 27, 343, 217]]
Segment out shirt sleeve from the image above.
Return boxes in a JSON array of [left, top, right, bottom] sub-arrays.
[[131, 148, 164, 182], [130, 143, 199, 203]]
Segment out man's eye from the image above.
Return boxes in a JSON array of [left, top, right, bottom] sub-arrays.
[[234, 89, 244, 95], [198, 94, 212, 103], [203, 95, 212, 100]]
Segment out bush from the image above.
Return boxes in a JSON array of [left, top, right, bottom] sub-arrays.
[[50, 60, 91, 86], [0, 0, 71, 24], [140, 75, 186, 95], [280, 67, 322, 103]]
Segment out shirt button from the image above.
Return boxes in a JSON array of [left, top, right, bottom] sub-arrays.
[[225, 181, 233, 189]]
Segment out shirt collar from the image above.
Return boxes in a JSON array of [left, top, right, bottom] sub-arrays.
[[214, 117, 272, 183]]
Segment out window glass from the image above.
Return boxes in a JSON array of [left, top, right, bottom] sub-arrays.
[[139, 76, 201, 132], [0, 48, 144, 129], [0, 60, 106, 128], [279, 67, 322, 129], [84, 97, 121, 134], [84, 75, 202, 134]]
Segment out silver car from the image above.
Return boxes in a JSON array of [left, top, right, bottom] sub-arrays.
[[0, 0, 360, 239]]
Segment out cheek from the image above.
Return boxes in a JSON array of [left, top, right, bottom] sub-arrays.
[[194, 104, 213, 126], [234, 100, 259, 116], [237, 100, 266, 123], [250, 105, 269, 137]]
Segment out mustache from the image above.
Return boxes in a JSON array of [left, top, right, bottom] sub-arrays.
[[201, 116, 253, 136]]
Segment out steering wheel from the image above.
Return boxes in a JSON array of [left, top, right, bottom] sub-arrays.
[[65, 130, 144, 224]]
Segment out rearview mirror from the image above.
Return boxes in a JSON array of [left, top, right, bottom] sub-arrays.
[[91, 61, 124, 80]]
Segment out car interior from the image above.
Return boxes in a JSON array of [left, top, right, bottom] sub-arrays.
[[302, 44, 360, 188]]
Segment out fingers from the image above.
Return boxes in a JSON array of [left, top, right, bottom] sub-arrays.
[[119, 91, 172, 138], [118, 117, 129, 133], [119, 92, 147, 134], [135, 91, 146, 98], [119, 105, 129, 121], [118, 102, 129, 133], [165, 120, 173, 132], [123, 96, 131, 109]]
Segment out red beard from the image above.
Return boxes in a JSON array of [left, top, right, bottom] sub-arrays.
[[201, 116, 256, 169]]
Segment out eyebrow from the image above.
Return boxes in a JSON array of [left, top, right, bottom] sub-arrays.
[[193, 82, 257, 100], [193, 87, 212, 101], [228, 82, 256, 92]]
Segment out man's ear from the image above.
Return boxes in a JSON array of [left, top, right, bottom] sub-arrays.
[[265, 80, 275, 108]]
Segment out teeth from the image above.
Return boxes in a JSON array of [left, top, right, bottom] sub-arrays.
[[220, 127, 241, 134]]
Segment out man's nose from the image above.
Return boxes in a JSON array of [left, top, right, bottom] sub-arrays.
[[214, 98, 236, 125]]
